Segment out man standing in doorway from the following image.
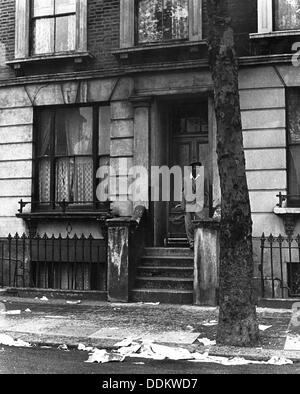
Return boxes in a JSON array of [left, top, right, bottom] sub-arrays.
[[182, 161, 209, 250]]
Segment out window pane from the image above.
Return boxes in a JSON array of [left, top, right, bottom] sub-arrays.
[[99, 106, 111, 156], [55, 0, 76, 14], [32, 0, 54, 17], [55, 107, 93, 156], [163, 0, 188, 40], [289, 145, 300, 196], [56, 157, 93, 203], [55, 15, 76, 52], [137, 0, 188, 43], [32, 18, 54, 55], [138, 0, 163, 43], [74, 157, 93, 202], [39, 159, 51, 203], [37, 111, 52, 156], [274, 0, 300, 31]]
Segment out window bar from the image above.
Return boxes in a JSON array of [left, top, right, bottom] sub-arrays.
[[288, 235, 293, 296], [1, 241, 4, 287], [278, 235, 284, 298], [74, 234, 78, 290], [67, 234, 70, 290], [89, 234, 93, 291], [59, 234, 62, 289], [36, 234, 40, 288], [22, 233, 26, 288], [8, 234, 12, 287], [51, 234, 55, 289], [29, 233, 33, 288], [260, 233, 266, 298], [44, 234, 47, 289], [97, 245, 101, 291], [14, 234, 19, 288], [269, 234, 275, 298], [81, 234, 85, 291]]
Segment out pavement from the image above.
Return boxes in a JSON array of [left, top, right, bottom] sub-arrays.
[[0, 294, 299, 362]]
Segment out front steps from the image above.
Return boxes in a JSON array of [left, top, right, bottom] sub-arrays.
[[131, 247, 194, 305]]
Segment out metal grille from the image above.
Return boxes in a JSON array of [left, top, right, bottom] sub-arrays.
[[260, 233, 300, 298], [0, 233, 107, 291]]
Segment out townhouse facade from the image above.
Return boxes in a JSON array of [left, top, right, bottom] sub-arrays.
[[0, 0, 299, 304]]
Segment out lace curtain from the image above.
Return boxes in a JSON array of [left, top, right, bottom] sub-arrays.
[[38, 108, 93, 205]]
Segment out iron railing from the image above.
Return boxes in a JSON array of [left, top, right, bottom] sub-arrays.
[[0, 233, 107, 291], [17, 199, 111, 214], [260, 233, 300, 298]]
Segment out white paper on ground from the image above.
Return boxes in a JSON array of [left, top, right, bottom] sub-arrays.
[[66, 300, 81, 305], [137, 302, 160, 306], [202, 320, 218, 327], [259, 325, 272, 331], [78, 343, 95, 352], [24, 309, 32, 313], [114, 338, 134, 347], [190, 352, 293, 366], [0, 310, 21, 315], [0, 334, 31, 348], [85, 349, 125, 364], [58, 344, 69, 351], [40, 297, 49, 301], [197, 338, 217, 347]]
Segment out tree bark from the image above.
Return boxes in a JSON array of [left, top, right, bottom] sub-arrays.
[[207, 0, 260, 346]]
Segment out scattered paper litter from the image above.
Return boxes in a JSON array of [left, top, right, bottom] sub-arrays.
[[259, 325, 272, 332], [198, 338, 217, 347], [114, 338, 134, 347], [66, 300, 81, 305], [84, 338, 294, 366], [0, 334, 31, 348], [190, 352, 293, 366], [24, 308, 32, 313], [40, 296, 49, 301], [58, 344, 69, 351], [0, 310, 21, 315], [202, 320, 218, 327], [137, 302, 160, 306], [267, 356, 293, 366], [186, 325, 194, 331], [78, 343, 95, 352], [85, 349, 125, 364]]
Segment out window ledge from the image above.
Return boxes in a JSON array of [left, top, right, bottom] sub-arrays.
[[112, 40, 207, 59], [7, 52, 94, 69], [274, 207, 300, 215], [16, 211, 111, 222], [250, 30, 300, 39]]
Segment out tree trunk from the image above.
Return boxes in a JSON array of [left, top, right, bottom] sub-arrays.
[[207, 0, 260, 346]]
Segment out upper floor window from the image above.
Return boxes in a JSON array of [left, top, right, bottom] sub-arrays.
[[274, 0, 300, 31], [31, 0, 77, 55], [137, 0, 189, 44], [258, 0, 300, 34], [119, 0, 202, 49], [14, 0, 87, 60]]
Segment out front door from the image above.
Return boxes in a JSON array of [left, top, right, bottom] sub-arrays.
[[166, 100, 209, 245]]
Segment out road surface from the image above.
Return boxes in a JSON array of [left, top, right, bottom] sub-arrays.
[[0, 346, 299, 375]]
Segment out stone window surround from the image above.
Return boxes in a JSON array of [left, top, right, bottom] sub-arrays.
[[250, 0, 300, 39], [7, 0, 89, 70], [119, 0, 203, 50]]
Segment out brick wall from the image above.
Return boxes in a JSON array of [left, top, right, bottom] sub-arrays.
[[0, 0, 257, 81]]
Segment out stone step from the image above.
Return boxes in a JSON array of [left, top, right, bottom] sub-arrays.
[[144, 247, 193, 257], [136, 266, 194, 279], [135, 276, 193, 291], [141, 256, 194, 268], [131, 289, 193, 305]]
